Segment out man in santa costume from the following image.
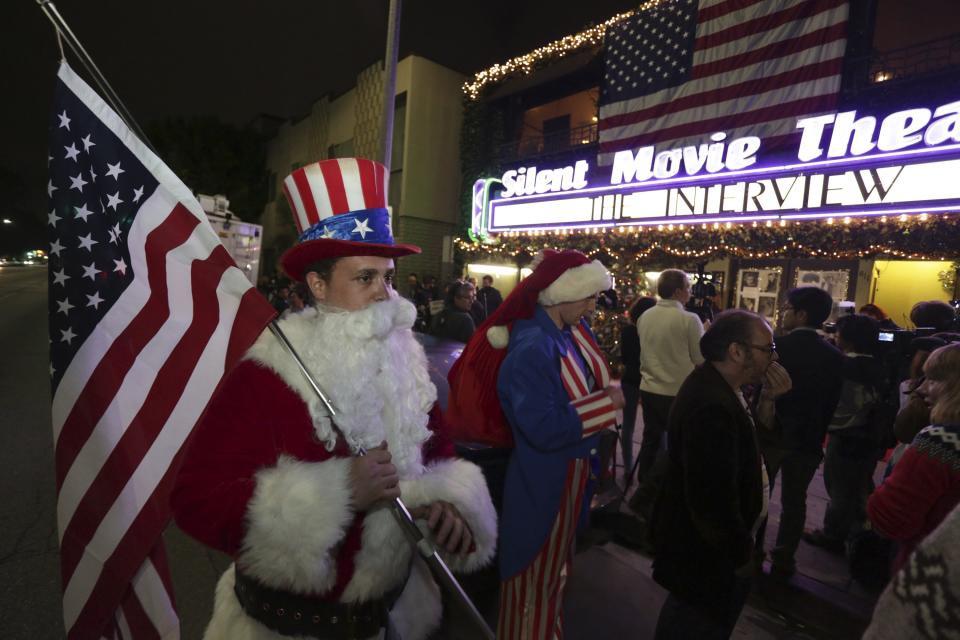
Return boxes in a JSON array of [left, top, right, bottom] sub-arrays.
[[171, 157, 497, 640], [447, 249, 624, 640]]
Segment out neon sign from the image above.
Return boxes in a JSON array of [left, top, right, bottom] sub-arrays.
[[469, 177, 500, 242], [478, 100, 960, 234], [797, 100, 960, 161], [500, 160, 589, 197], [611, 132, 761, 184]]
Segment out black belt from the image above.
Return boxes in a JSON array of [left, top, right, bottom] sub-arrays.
[[233, 566, 387, 639]]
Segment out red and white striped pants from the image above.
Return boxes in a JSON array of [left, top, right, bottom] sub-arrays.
[[496, 459, 589, 640]]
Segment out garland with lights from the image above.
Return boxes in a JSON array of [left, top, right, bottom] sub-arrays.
[[462, 1, 669, 100], [456, 214, 960, 368], [938, 260, 960, 296], [455, 2, 960, 365], [456, 215, 960, 265]]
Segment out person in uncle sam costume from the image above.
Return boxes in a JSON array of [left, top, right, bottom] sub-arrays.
[[171, 157, 497, 640], [446, 249, 625, 640]]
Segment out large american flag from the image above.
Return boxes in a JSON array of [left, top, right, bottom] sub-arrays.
[[598, 0, 849, 165], [47, 62, 275, 639]]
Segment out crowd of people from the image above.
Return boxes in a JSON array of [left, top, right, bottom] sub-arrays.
[[175, 155, 960, 640], [616, 275, 960, 638]]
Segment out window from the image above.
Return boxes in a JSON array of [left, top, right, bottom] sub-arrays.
[[327, 139, 355, 159]]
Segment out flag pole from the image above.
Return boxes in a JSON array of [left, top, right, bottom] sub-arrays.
[[36, 0, 155, 152], [268, 322, 496, 640], [369, 4, 497, 637], [379, 0, 402, 169], [36, 5, 494, 637]]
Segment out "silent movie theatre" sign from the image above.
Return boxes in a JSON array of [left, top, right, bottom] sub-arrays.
[[471, 99, 960, 237]]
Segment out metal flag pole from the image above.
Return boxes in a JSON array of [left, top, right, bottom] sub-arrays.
[[268, 322, 496, 640], [36, 0, 156, 152], [369, 3, 495, 633], [35, 4, 495, 636], [379, 0, 402, 169]]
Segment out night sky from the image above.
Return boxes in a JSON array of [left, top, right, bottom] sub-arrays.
[[1, 0, 639, 224], [3, 0, 958, 232]]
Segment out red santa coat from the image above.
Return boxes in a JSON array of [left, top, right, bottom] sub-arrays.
[[171, 311, 497, 640]]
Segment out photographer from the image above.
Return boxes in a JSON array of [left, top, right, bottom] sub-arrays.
[[685, 264, 719, 325]]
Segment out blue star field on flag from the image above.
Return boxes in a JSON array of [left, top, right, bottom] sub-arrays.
[[47, 77, 158, 390], [600, 0, 698, 105]]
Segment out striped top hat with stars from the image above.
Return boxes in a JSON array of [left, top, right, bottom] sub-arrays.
[[280, 157, 420, 281]]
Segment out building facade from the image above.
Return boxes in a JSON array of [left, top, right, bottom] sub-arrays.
[[458, 0, 960, 334], [260, 55, 465, 286]]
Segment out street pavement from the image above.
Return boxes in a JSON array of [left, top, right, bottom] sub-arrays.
[[0, 264, 877, 639], [0, 265, 64, 639]]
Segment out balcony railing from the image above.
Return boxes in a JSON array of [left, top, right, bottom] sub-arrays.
[[498, 122, 598, 163], [849, 33, 960, 90]]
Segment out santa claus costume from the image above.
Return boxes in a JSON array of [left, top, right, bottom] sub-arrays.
[[447, 250, 615, 640], [171, 158, 497, 640]]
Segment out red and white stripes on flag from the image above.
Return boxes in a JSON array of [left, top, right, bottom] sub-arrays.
[[282, 158, 389, 235], [51, 63, 276, 639], [559, 324, 617, 436], [598, 0, 849, 165]]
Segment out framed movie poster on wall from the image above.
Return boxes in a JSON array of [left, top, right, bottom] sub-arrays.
[[735, 267, 783, 325], [793, 269, 853, 322], [794, 269, 851, 300]]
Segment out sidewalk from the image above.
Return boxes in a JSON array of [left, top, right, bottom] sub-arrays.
[[442, 448, 879, 640], [557, 424, 880, 640]]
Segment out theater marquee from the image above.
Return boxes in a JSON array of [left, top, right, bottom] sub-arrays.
[[472, 100, 960, 237]]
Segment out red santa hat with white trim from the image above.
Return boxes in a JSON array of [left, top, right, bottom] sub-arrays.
[[446, 249, 611, 447]]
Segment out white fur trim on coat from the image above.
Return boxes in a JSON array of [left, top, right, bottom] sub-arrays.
[[538, 260, 611, 306], [389, 556, 443, 640], [401, 458, 498, 573], [486, 324, 510, 349], [339, 458, 497, 603], [239, 455, 353, 594]]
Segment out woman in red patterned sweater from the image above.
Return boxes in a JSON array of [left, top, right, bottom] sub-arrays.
[[868, 342, 960, 572]]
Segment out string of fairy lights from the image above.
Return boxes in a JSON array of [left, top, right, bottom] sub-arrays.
[[457, 1, 960, 269], [462, 0, 669, 100], [456, 213, 960, 264]]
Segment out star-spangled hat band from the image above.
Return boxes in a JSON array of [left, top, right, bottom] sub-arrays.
[[280, 158, 419, 281]]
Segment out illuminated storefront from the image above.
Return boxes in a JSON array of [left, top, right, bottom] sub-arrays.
[[462, 100, 960, 328]]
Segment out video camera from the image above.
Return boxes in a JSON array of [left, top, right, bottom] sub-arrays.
[[875, 328, 931, 381], [686, 262, 718, 324]]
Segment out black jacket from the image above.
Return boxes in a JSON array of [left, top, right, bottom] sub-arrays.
[[429, 306, 475, 344], [651, 362, 765, 612], [771, 328, 844, 453], [477, 286, 503, 317], [619, 322, 640, 385]]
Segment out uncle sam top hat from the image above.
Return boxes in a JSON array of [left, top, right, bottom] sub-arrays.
[[280, 157, 420, 281]]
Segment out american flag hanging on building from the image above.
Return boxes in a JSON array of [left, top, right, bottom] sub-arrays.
[[47, 61, 276, 639], [598, 0, 849, 165]]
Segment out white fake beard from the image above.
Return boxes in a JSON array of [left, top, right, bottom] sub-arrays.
[[297, 294, 436, 477]]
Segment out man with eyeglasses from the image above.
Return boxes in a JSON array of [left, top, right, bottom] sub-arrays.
[[757, 286, 843, 579], [430, 281, 477, 343], [650, 309, 791, 640]]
